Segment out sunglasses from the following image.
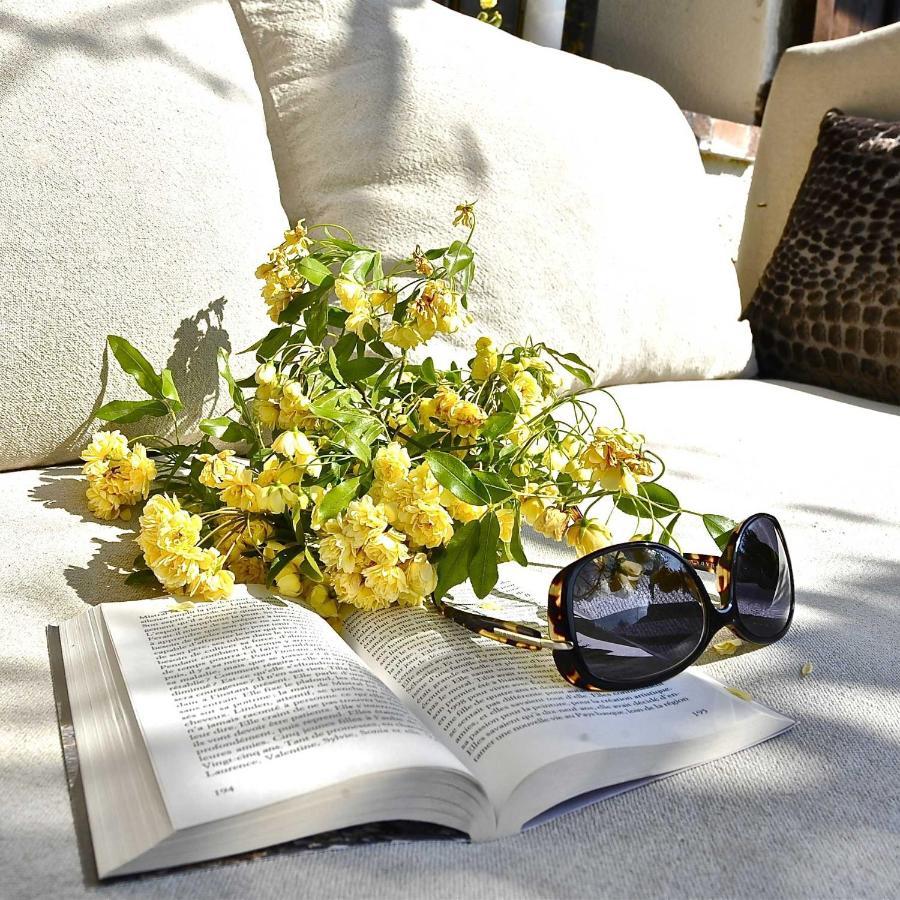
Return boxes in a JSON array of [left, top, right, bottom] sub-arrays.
[[434, 512, 794, 691]]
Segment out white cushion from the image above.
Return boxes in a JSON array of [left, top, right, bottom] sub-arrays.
[[0, 1, 287, 471], [232, 0, 755, 386], [3, 378, 899, 896]]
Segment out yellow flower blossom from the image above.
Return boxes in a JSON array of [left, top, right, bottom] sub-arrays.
[[334, 278, 366, 312], [219, 465, 265, 513], [363, 530, 409, 567], [373, 441, 411, 484], [228, 553, 267, 585], [271, 428, 321, 477], [345, 303, 375, 338], [581, 427, 654, 495], [452, 202, 476, 229], [441, 489, 486, 524], [197, 449, 242, 489], [404, 553, 437, 597], [383, 322, 426, 350], [565, 518, 613, 557], [496, 508, 516, 543], [511, 370, 542, 405], [533, 507, 569, 542], [82, 432, 156, 521], [363, 563, 408, 603], [470, 336, 498, 382]]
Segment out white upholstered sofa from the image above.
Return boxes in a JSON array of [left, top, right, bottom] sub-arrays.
[[1, 3, 898, 897]]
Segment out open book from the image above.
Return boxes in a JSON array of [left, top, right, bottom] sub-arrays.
[[50, 569, 793, 879]]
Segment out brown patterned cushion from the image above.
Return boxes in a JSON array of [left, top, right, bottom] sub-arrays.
[[745, 109, 900, 403]]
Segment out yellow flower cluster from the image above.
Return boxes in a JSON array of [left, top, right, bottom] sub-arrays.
[[419, 387, 487, 440], [371, 452, 457, 547], [383, 280, 467, 349], [138, 495, 234, 601], [255, 222, 310, 322], [81, 430, 156, 521], [198, 448, 309, 516], [580, 427, 653, 495], [253, 365, 318, 431], [315, 493, 438, 612], [333, 278, 397, 339]]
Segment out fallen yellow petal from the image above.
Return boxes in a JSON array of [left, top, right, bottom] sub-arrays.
[[712, 638, 744, 656], [800, 661, 814, 677], [168, 601, 195, 613], [726, 686, 753, 702]]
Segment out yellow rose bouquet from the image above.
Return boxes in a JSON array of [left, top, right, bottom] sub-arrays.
[[82, 204, 736, 624]]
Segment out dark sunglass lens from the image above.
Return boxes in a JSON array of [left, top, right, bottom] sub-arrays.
[[569, 547, 706, 684], [733, 517, 792, 640]]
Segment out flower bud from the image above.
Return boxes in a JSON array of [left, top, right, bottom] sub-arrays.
[[406, 553, 437, 596], [255, 363, 277, 385]]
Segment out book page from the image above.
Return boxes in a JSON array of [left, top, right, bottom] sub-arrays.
[[343, 564, 794, 819], [102, 588, 472, 831]]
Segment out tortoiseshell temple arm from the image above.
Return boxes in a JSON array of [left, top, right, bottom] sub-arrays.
[[430, 596, 575, 652]]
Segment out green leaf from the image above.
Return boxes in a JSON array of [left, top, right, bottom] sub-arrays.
[[703, 514, 738, 552], [420, 357, 437, 385], [615, 483, 680, 519], [160, 368, 183, 412], [198, 417, 253, 444], [474, 470, 513, 503], [327, 347, 345, 385], [332, 332, 357, 363], [424, 450, 491, 506], [480, 412, 515, 441], [340, 250, 377, 283], [659, 512, 681, 548], [305, 297, 328, 345], [107, 335, 162, 397], [255, 325, 292, 361], [443, 240, 474, 277], [339, 356, 385, 383], [470, 513, 500, 599], [267, 545, 304, 586], [317, 477, 362, 522], [217, 349, 251, 423], [296, 256, 331, 286], [434, 520, 480, 600], [96, 398, 169, 423], [299, 546, 324, 583], [508, 506, 528, 566]]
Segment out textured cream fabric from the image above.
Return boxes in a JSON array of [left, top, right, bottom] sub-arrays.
[[0, 0, 287, 471], [232, 0, 755, 386], [736, 23, 900, 305], [3, 378, 899, 897]]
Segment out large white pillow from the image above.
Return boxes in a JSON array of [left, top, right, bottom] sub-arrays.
[[0, 1, 287, 471], [232, 0, 755, 385]]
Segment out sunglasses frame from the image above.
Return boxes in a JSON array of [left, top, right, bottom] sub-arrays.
[[433, 512, 795, 691]]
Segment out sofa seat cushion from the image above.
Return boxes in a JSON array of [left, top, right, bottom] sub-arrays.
[[2, 379, 899, 896]]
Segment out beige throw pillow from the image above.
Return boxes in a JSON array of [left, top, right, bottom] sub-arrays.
[[232, 0, 754, 386], [0, 1, 287, 471]]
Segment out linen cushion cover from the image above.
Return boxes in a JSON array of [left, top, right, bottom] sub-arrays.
[[231, 0, 755, 386], [4, 379, 900, 897], [745, 110, 900, 403], [0, 0, 287, 471]]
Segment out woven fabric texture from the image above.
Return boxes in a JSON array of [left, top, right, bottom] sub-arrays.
[[0, 0, 287, 471], [2, 378, 899, 898], [745, 110, 900, 403]]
